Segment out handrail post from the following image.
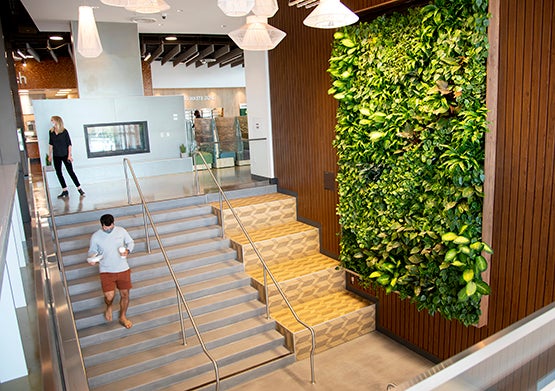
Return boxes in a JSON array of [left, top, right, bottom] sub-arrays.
[[123, 158, 131, 204], [142, 204, 151, 253], [177, 288, 187, 345]]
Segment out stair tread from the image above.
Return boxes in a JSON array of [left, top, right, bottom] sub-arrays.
[[82, 300, 266, 359], [271, 290, 373, 332], [227, 221, 317, 244], [247, 252, 339, 282], [86, 317, 277, 381], [211, 192, 295, 210], [163, 346, 293, 391], [91, 331, 285, 391], [73, 273, 252, 323]]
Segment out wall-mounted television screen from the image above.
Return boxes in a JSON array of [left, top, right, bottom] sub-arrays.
[[84, 121, 150, 158]]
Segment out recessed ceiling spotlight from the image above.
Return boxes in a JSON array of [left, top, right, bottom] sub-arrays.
[[50, 35, 64, 41], [165, 36, 177, 41], [176, 9, 183, 12]]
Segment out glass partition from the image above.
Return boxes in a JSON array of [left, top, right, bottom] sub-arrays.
[[397, 302, 555, 390]]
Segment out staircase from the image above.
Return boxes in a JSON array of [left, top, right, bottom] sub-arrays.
[[213, 192, 376, 360], [53, 186, 295, 391]]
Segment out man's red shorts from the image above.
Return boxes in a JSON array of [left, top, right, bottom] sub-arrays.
[[100, 269, 132, 292]]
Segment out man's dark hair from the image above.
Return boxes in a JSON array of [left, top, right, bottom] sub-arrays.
[[100, 214, 114, 227]]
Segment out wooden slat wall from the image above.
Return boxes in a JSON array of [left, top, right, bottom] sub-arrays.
[[269, 0, 555, 360]]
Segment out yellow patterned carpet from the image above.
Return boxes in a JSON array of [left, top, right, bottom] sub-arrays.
[[270, 291, 372, 332], [212, 193, 295, 209], [226, 221, 316, 245]]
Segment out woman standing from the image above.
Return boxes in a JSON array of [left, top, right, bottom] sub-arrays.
[[48, 115, 85, 198]]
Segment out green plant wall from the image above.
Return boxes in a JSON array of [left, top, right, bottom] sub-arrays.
[[329, 0, 491, 326]]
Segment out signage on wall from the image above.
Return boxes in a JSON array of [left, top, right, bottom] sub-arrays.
[[185, 96, 215, 101], [17, 72, 28, 85]]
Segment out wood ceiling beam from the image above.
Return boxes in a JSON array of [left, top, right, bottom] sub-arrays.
[[172, 44, 198, 67], [161, 44, 180, 65], [185, 44, 214, 66]]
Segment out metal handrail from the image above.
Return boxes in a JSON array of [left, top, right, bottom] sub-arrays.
[[192, 149, 317, 384], [122, 158, 221, 390], [41, 166, 89, 389]]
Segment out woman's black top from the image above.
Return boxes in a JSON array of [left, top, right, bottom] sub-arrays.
[[49, 129, 72, 157]]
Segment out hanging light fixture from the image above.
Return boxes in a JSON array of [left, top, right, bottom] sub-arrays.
[[77, 6, 103, 58], [303, 0, 359, 29], [125, 0, 170, 14], [218, 0, 255, 17], [252, 0, 279, 18], [100, 0, 129, 6], [229, 15, 286, 51]]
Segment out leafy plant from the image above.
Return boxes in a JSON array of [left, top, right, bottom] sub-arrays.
[[329, 0, 491, 326], [179, 143, 186, 154]]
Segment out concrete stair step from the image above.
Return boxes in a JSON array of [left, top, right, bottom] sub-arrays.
[[55, 203, 214, 239], [82, 300, 267, 366], [61, 232, 229, 267], [64, 246, 236, 283], [77, 285, 260, 347], [58, 213, 218, 252], [86, 317, 279, 388], [69, 258, 242, 311], [91, 331, 287, 391], [165, 347, 295, 391], [74, 274, 254, 330]]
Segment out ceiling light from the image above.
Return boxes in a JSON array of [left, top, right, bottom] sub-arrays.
[[229, 15, 286, 51], [218, 0, 255, 17], [143, 53, 152, 62], [165, 36, 177, 41], [17, 49, 27, 59], [252, 0, 279, 18], [49, 35, 64, 41], [77, 6, 103, 58], [100, 0, 129, 6], [303, 0, 359, 29], [125, 0, 170, 14]]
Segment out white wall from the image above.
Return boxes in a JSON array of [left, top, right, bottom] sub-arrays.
[[151, 61, 245, 89], [244, 51, 274, 179], [72, 22, 144, 98], [32, 95, 192, 185]]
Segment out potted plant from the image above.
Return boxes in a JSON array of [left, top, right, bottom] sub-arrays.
[[179, 143, 187, 158]]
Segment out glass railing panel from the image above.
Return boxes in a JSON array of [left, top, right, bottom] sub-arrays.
[[397, 302, 555, 390]]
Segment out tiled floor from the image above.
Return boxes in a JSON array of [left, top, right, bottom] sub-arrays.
[[3, 162, 434, 390]]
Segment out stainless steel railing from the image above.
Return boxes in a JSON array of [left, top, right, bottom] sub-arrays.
[[192, 149, 317, 384], [41, 166, 89, 389], [122, 158, 221, 390]]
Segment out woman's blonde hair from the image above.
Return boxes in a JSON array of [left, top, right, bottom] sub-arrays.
[[50, 116, 64, 134]]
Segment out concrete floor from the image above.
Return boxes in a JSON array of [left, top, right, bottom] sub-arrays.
[[1, 162, 434, 390]]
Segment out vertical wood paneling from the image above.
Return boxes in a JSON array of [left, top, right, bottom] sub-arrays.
[[270, 0, 555, 361]]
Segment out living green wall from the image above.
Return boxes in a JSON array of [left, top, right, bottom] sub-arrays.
[[329, 0, 491, 326]]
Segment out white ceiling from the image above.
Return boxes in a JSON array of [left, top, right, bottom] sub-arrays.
[[20, 0, 246, 35]]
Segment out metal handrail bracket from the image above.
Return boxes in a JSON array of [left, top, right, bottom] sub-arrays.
[[192, 150, 317, 385]]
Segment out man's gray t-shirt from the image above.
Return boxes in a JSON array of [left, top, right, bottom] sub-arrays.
[[89, 226, 135, 273]]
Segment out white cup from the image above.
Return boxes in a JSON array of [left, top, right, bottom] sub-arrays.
[[118, 246, 127, 258]]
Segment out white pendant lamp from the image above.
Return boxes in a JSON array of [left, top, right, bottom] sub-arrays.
[[77, 6, 103, 58], [125, 0, 170, 14], [218, 0, 255, 17], [229, 15, 286, 51], [100, 0, 129, 6], [303, 0, 359, 29], [252, 0, 279, 18]]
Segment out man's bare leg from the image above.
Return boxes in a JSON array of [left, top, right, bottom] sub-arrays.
[[118, 289, 132, 328], [104, 290, 115, 321]]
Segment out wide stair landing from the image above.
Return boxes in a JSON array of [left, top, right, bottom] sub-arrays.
[[213, 192, 376, 360], [53, 186, 295, 391]]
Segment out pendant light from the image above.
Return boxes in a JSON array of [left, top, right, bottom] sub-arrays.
[[125, 0, 170, 14], [252, 0, 279, 18], [303, 0, 359, 29], [218, 0, 255, 17], [100, 0, 129, 6], [77, 6, 103, 58], [229, 15, 286, 51]]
